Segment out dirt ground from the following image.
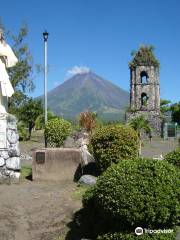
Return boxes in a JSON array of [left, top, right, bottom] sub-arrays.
[[0, 180, 81, 240], [0, 131, 179, 240]]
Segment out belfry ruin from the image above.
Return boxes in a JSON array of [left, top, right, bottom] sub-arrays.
[[126, 46, 162, 136]]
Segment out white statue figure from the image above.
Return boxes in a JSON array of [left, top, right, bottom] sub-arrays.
[[80, 137, 95, 174], [0, 28, 18, 113]]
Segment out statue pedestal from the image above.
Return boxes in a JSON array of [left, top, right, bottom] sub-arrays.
[[0, 113, 20, 183]]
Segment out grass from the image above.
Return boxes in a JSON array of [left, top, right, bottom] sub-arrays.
[[72, 184, 91, 200], [53, 236, 65, 240], [20, 165, 32, 179]]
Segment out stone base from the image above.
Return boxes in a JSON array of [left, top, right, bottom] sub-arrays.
[[32, 148, 81, 182], [126, 110, 163, 136], [0, 113, 20, 183]]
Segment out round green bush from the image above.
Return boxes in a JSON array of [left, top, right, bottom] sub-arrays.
[[90, 124, 139, 172], [97, 231, 176, 240], [164, 148, 180, 168], [44, 118, 72, 147], [83, 158, 180, 229]]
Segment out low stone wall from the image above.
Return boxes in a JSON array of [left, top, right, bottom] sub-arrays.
[[32, 148, 81, 182], [0, 114, 20, 183]]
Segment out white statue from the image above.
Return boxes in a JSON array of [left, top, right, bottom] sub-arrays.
[[80, 138, 95, 174], [0, 28, 18, 113]]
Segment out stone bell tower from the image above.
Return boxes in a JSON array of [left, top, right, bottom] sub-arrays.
[[126, 46, 162, 136]]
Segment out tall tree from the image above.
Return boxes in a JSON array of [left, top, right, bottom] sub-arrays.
[[171, 102, 180, 125], [0, 20, 34, 114], [160, 99, 171, 113], [18, 98, 43, 139]]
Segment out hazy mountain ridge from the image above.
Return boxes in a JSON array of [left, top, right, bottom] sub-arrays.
[[46, 71, 129, 121]]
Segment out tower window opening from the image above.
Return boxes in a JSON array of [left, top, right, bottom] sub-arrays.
[[140, 71, 148, 84], [141, 93, 148, 107]]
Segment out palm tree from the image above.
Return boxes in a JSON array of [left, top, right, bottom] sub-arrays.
[[129, 115, 151, 156]]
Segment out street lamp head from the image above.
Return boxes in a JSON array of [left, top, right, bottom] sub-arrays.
[[43, 30, 49, 41]]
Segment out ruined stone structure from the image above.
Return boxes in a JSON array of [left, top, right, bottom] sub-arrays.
[[0, 114, 20, 183], [126, 46, 163, 136]]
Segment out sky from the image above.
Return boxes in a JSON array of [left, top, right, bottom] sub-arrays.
[[0, 0, 180, 102]]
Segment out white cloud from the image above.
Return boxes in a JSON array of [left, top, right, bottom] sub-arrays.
[[66, 65, 90, 77], [53, 81, 61, 87]]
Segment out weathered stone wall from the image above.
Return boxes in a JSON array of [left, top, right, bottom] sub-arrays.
[[130, 66, 160, 111], [128, 65, 162, 136], [126, 110, 163, 136], [0, 114, 20, 183]]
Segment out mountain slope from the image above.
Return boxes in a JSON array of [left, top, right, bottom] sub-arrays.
[[46, 72, 129, 121]]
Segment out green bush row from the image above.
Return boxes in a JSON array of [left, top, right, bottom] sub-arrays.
[[90, 124, 139, 172], [97, 231, 176, 240]]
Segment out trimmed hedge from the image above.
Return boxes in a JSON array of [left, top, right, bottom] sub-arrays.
[[83, 158, 180, 229], [97, 231, 176, 240], [164, 148, 180, 168], [90, 124, 139, 172], [44, 118, 72, 147]]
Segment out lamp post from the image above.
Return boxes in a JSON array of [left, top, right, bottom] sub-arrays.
[[43, 30, 49, 147]]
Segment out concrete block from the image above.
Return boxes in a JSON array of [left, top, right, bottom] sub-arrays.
[[32, 148, 81, 182]]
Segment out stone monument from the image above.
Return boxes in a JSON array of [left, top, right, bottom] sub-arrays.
[[126, 46, 163, 136], [0, 28, 20, 183]]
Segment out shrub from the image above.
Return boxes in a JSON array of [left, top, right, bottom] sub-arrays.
[[79, 111, 96, 132], [17, 121, 29, 141], [97, 231, 176, 240], [83, 158, 180, 230], [90, 124, 139, 172], [83, 185, 96, 208], [164, 148, 180, 168], [35, 111, 57, 130], [44, 118, 72, 147]]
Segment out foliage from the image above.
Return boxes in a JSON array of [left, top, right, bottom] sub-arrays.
[[129, 115, 151, 137], [129, 45, 159, 69], [171, 102, 180, 124], [20, 165, 32, 179], [72, 185, 92, 200], [83, 158, 180, 231], [79, 111, 97, 132], [97, 231, 176, 240], [160, 99, 171, 113], [129, 115, 151, 155], [159, 100, 180, 124], [17, 121, 29, 141], [35, 111, 57, 130], [90, 124, 139, 172], [44, 118, 72, 147], [164, 148, 180, 168], [18, 98, 43, 138]]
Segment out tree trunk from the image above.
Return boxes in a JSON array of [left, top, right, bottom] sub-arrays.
[[139, 140, 142, 156], [28, 123, 34, 139], [139, 132, 142, 156]]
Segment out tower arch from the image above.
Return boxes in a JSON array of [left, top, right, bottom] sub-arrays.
[[127, 46, 162, 136], [141, 92, 148, 107], [140, 71, 148, 84]]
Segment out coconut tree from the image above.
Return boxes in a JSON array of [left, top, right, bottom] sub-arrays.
[[129, 115, 151, 155]]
